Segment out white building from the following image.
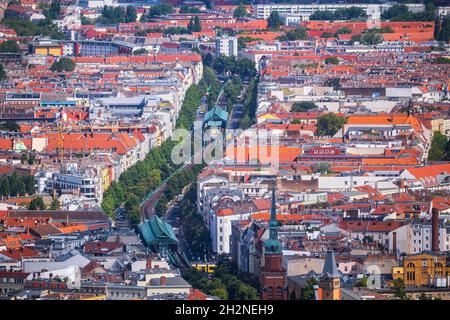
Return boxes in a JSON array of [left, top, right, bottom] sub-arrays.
[[211, 207, 251, 254], [253, 3, 425, 21], [436, 6, 450, 19], [215, 36, 238, 57]]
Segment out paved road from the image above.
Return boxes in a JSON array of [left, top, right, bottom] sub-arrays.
[[227, 103, 244, 130]]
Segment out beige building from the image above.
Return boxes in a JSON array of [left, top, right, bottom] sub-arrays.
[[283, 255, 325, 276]]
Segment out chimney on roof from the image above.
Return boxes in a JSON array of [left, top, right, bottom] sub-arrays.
[[146, 258, 152, 269], [160, 276, 167, 286], [392, 232, 397, 254], [432, 208, 439, 253]]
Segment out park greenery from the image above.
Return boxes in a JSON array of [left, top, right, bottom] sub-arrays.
[[291, 101, 317, 112], [28, 195, 59, 211], [212, 55, 256, 80], [309, 7, 367, 21], [238, 36, 262, 50], [233, 5, 248, 18], [223, 77, 243, 113], [97, 6, 137, 24], [392, 278, 408, 300], [267, 11, 281, 30], [240, 76, 258, 129], [435, 16, 450, 43], [428, 131, 450, 161], [50, 58, 76, 73], [299, 277, 318, 300], [135, 27, 191, 37], [0, 40, 21, 53], [0, 63, 6, 81], [0, 121, 20, 132], [435, 57, 450, 64], [381, 3, 434, 22], [182, 255, 259, 300], [188, 16, 202, 32], [176, 185, 211, 258], [325, 57, 339, 65], [336, 27, 352, 34], [325, 77, 341, 90], [0, 173, 35, 197], [29, 196, 46, 210], [1, 18, 65, 39], [41, 0, 61, 20], [101, 78, 206, 225], [141, 3, 174, 21], [312, 162, 332, 174], [316, 113, 347, 137], [276, 27, 308, 41], [180, 4, 201, 14], [351, 29, 388, 45]]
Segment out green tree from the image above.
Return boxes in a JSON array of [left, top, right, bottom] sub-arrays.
[[10, 172, 25, 196], [144, 3, 173, 20], [0, 176, 10, 197], [277, 27, 308, 41], [50, 198, 60, 210], [325, 77, 341, 90], [438, 16, 450, 43], [336, 27, 352, 34], [325, 57, 339, 65], [43, 0, 61, 20], [428, 131, 449, 161], [50, 58, 76, 73], [316, 114, 347, 136], [267, 11, 281, 29], [24, 175, 35, 195], [300, 277, 318, 300], [291, 101, 317, 112], [381, 4, 434, 22], [20, 153, 28, 164], [1, 18, 64, 39], [179, 4, 201, 14], [362, 32, 383, 45], [321, 32, 335, 38], [0, 63, 7, 81], [435, 57, 450, 64], [354, 276, 368, 288], [0, 121, 20, 131], [0, 40, 20, 53], [309, 10, 335, 21], [133, 48, 148, 55], [311, 162, 331, 174], [29, 196, 45, 210], [392, 278, 408, 300], [188, 16, 202, 32], [233, 5, 247, 18], [126, 6, 137, 22]]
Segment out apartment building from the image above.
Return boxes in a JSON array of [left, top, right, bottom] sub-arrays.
[[253, 3, 425, 21]]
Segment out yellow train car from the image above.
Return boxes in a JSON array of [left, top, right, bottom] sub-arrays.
[[192, 263, 216, 274]]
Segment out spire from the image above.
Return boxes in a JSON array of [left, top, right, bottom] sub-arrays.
[[269, 182, 277, 232], [322, 250, 339, 278], [264, 181, 282, 254]]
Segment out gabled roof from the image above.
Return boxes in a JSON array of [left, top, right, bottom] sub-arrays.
[[203, 106, 228, 123], [403, 164, 450, 187], [139, 216, 178, 246]]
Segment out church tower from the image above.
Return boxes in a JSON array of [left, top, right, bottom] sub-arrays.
[[319, 250, 341, 300], [260, 184, 287, 300]]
